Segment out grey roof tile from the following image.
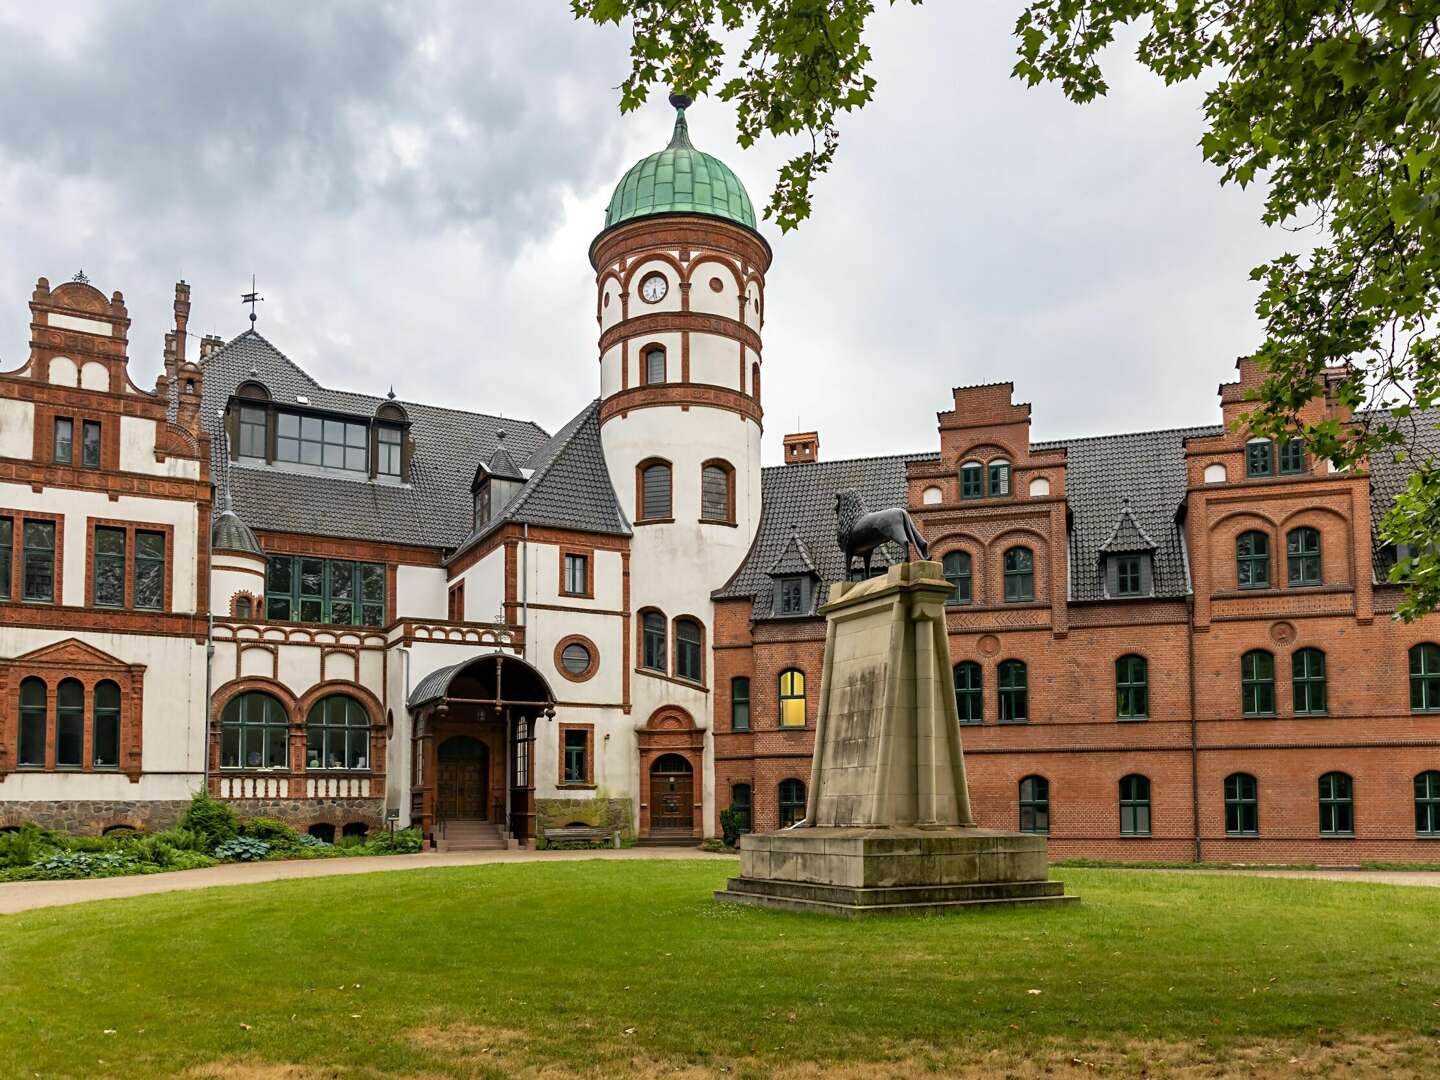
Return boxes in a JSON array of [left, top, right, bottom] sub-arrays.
[[1099, 503, 1158, 553], [767, 527, 819, 576]]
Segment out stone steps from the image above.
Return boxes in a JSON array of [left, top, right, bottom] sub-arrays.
[[438, 819, 510, 852], [715, 877, 1078, 917]]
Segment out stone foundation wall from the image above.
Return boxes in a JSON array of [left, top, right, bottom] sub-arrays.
[[536, 796, 634, 840], [0, 800, 190, 834], [223, 798, 385, 832]]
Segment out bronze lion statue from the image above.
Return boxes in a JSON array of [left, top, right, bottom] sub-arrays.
[[835, 488, 929, 578]]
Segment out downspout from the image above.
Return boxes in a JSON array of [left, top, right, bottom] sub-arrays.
[[203, 608, 214, 791], [1186, 596, 1202, 864], [521, 523, 529, 661]]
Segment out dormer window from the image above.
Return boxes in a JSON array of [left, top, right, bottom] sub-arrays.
[[1108, 553, 1152, 597], [775, 575, 809, 616], [473, 482, 491, 527], [987, 460, 1011, 497], [377, 425, 402, 477]]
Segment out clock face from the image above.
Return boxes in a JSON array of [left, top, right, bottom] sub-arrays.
[[640, 273, 668, 303]]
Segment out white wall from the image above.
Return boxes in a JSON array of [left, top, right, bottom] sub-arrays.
[[0, 398, 32, 458], [395, 564, 447, 620], [118, 416, 201, 479]]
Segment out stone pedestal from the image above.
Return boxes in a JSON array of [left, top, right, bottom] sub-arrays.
[[716, 562, 1075, 916]]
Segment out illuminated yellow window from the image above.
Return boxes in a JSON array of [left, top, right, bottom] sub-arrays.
[[778, 669, 806, 728]]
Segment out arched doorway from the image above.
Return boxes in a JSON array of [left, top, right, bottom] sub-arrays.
[[437, 736, 490, 821], [650, 753, 695, 834]]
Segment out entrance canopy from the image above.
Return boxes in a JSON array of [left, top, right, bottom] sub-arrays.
[[407, 651, 556, 714]]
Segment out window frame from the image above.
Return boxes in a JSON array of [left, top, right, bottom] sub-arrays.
[[559, 724, 594, 787], [1245, 439, 1273, 477], [53, 416, 74, 465], [17, 676, 47, 768], [18, 515, 60, 604], [643, 345, 667, 385], [1114, 554, 1143, 596], [942, 550, 972, 605], [1019, 775, 1050, 835], [219, 691, 290, 772], [264, 555, 386, 627], [1318, 771, 1354, 837], [274, 410, 369, 473], [1235, 530, 1271, 589], [1241, 649, 1276, 716], [0, 514, 11, 600], [673, 616, 704, 684], [80, 420, 102, 468], [1119, 774, 1152, 836], [1116, 654, 1149, 719], [959, 461, 983, 500], [561, 550, 591, 597], [730, 676, 751, 732], [729, 783, 753, 833], [87, 520, 171, 612], [778, 669, 807, 728], [636, 458, 673, 522], [55, 678, 84, 769], [1224, 772, 1259, 836], [775, 574, 809, 616], [1416, 771, 1440, 837], [699, 459, 735, 523], [987, 459, 1012, 497], [1002, 546, 1035, 603], [1409, 643, 1440, 713], [376, 424, 403, 478], [998, 659, 1028, 723], [1277, 439, 1305, 475], [778, 778, 806, 827], [92, 679, 121, 769], [1292, 647, 1328, 715], [238, 405, 268, 459], [640, 610, 667, 673], [305, 695, 372, 772], [953, 661, 983, 724], [1286, 526, 1322, 587]]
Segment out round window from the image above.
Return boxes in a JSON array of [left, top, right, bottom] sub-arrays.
[[639, 272, 668, 304], [561, 642, 592, 675]]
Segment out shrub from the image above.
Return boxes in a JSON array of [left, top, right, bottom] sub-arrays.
[[0, 826, 50, 868], [62, 835, 112, 854], [153, 827, 208, 853], [239, 817, 300, 850], [365, 827, 422, 855], [18, 850, 140, 880], [167, 850, 219, 872], [179, 789, 238, 849], [297, 833, 332, 849], [213, 836, 271, 862], [719, 807, 745, 849], [336, 832, 368, 851]]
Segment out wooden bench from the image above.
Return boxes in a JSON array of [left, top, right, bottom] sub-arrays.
[[542, 825, 621, 849]]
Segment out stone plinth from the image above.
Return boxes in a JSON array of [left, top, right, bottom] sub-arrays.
[[715, 561, 1076, 916]]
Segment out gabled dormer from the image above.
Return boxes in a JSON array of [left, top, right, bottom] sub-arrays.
[[1099, 501, 1157, 598], [766, 525, 821, 618], [471, 430, 526, 528]]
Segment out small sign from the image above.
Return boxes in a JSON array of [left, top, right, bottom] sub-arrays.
[[385, 807, 400, 821]]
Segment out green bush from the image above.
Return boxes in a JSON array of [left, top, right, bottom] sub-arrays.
[[213, 836, 270, 862], [336, 832, 368, 850], [0, 826, 51, 868], [179, 789, 238, 849], [718, 807, 745, 849], [62, 835, 112, 853], [239, 817, 300, 850], [365, 827, 422, 855], [152, 827, 208, 853]]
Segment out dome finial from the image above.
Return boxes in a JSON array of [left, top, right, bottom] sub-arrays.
[[667, 92, 694, 150]]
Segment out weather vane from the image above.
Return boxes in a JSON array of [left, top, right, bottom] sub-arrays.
[[241, 275, 264, 325]]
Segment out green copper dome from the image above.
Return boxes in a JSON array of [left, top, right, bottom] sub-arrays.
[[603, 98, 756, 232]]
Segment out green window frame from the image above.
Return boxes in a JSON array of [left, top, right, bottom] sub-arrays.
[[1114, 555, 1142, 596], [1241, 650, 1275, 716], [1286, 527, 1321, 586], [220, 691, 289, 771], [953, 661, 982, 724], [306, 695, 370, 771], [960, 462, 983, 500], [942, 550, 972, 605], [675, 618, 702, 682], [641, 611, 666, 671], [779, 669, 807, 728], [1245, 440, 1273, 477], [730, 783, 753, 833], [1416, 771, 1440, 836], [0, 515, 10, 599], [53, 417, 73, 464], [778, 778, 806, 827], [1224, 772, 1259, 836], [1019, 775, 1049, 834], [93, 680, 120, 769], [987, 460, 1011, 497], [1003, 546, 1034, 603], [1409, 644, 1440, 713], [22, 520, 55, 603], [731, 677, 751, 732], [18, 677, 46, 767], [1116, 654, 1148, 719], [1292, 648, 1327, 715], [563, 729, 589, 784], [264, 556, 385, 626], [1119, 774, 1151, 836], [55, 678, 84, 769], [1318, 771, 1354, 836], [81, 420, 101, 468], [998, 659, 1028, 722], [1278, 439, 1305, 475], [1236, 530, 1270, 588], [93, 527, 126, 608]]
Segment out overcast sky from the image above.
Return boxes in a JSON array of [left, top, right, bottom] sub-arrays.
[[0, 1, 1294, 462]]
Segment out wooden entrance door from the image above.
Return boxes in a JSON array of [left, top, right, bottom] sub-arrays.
[[437, 736, 489, 820], [650, 754, 694, 832]]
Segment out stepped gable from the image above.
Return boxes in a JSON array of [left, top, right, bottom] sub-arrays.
[[198, 329, 549, 549]]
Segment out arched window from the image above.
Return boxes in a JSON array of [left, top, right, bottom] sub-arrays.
[[751, 361, 761, 402], [730, 783, 753, 834], [644, 346, 666, 385], [306, 695, 370, 771], [1019, 776, 1049, 834], [960, 461, 983, 500], [953, 661, 982, 724], [1409, 644, 1440, 712], [1416, 771, 1440, 836], [1292, 648, 1327, 715], [1003, 546, 1034, 603], [55, 678, 84, 768], [1224, 772, 1259, 836], [674, 617, 703, 683], [942, 551, 972, 605], [1119, 774, 1151, 836], [1116, 655, 1148, 719], [1241, 650, 1275, 716], [220, 691, 289, 770], [93, 680, 120, 769], [730, 677, 751, 732], [1318, 772, 1354, 836], [700, 461, 733, 522], [638, 461, 672, 520], [18, 677, 46, 768], [235, 596, 253, 619], [998, 660, 1028, 722], [1236, 531, 1271, 588], [1286, 527, 1322, 586], [641, 611, 667, 672], [778, 669, 806, 728], [988, 459, 1011, 497], [778, 778, 806, 827]]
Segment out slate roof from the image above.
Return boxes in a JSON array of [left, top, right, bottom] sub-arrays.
[[1360, 406, 1440, 577], [1099, 504, 1158, 553], [767, 528, 819, 577], [447, 399, 631, 564], [200, 330, 552, 549], [211, 505, 264, 557]]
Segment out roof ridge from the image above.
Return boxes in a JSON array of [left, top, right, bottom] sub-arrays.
[[760, 449, 938, 473], [1031, 422, 1225, 450], [502, 400, 601, 519]]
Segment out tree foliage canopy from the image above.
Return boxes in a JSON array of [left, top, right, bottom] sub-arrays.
[[573, 0, 1440, 617]]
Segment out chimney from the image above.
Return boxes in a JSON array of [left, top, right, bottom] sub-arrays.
[[175, 361, 204, 437], [783, 431, 820, 465], [173, 281, 191, 363], [199, 333, 224, 361]]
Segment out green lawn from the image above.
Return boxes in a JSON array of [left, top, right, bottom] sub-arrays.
[[1, 863, 1437, 1079]]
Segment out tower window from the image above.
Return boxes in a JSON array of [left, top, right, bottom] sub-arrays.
[[644, 347, 666, 385], [638, 461, 672, 520]]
